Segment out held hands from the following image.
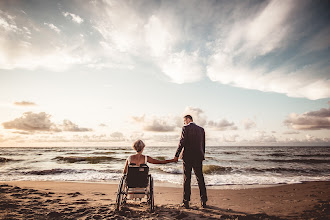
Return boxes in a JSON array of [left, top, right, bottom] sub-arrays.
[[173, 156, 179, 163]]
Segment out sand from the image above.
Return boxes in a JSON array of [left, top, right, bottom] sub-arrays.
[[0, 181, 329, 219]]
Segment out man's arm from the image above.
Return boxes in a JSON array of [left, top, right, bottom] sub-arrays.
[[202, 128, 205, 157], [175, 126, 185, 158]]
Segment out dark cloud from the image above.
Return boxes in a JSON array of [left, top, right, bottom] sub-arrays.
[[61, 120, 92, 132], [132, 115, 176, 132], [284, 104, 330, 130], [143, 118, 176, 132], [2, 112, 59, 132], [14, 101, 37, 106], [208, 119, 238, 131], [2, 112, 92, 133]]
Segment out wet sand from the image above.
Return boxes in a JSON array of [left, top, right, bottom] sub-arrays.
[[0, 181, 329, 219]]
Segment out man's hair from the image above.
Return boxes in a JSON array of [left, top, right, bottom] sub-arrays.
[[132, 139, 145, 152], [184, 115, 193, 121]]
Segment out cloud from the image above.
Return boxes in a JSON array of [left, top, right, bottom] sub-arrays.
[[131, 115, 145, 123], [110, 132, 125, 142], [242, 118, 256, 130], [220, 134, 239, 143], [252, 130, 277, 143], [182, 106, 207, 126], [2, 112, 59, 132], [2, 112, 92, 133], [0, 7, 92, 71], [284, 104, 330, 130], [283, 131, 300, 135], [44, 22, 60, 33], [98, 123, 107, 127], [13, 101, 37, 106], [61, 120, 92, 132], [1, 1, 328, 99], [33, 133, 126, 143], [160, 51, 204, 84], [305, 134, 330, 143], [205, 0, 330, 100], [0, 10, 19, 32], [208, 119, 238, 131], [143, 119, 176, 132], [150, 134, 179, 143], [62, 12, 84, 24], [132, 114, 177, 132]]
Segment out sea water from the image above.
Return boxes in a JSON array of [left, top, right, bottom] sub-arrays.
[[0, 146, 329, 187]]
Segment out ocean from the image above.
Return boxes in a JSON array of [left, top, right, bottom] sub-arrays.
[[0, 146, 329, 187]]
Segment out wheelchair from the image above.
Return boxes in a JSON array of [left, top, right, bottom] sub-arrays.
[[115, 164, 154, 212]]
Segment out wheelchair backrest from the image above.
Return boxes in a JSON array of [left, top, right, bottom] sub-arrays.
[[126, 164, 149, 188]]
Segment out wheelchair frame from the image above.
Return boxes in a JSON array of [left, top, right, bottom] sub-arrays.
[[115, 166, 154, 212]]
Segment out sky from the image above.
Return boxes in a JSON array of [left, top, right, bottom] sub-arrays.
[[0, 0, 329, 147]]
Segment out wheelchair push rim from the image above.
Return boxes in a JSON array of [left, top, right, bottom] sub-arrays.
[[115, 175, 127, 211]]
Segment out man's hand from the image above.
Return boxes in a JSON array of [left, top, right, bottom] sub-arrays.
[[173, 156, 179, 162]]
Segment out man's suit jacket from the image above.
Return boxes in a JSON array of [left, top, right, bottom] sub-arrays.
[[175, 122, 205, 162]]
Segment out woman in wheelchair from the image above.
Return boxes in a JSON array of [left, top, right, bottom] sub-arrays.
[[123, 139, 176, 174], [116, 140, 176, 212]]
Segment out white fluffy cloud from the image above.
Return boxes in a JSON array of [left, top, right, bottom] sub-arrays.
[[205, 1, 329, 100], [242, 118, 256, 130], [62, 12, 84, 24], [44, 22, 60, 33], [0, 1, 328, 100]]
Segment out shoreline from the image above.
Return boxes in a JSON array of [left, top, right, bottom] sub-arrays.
[[1, 180, 329, 219]]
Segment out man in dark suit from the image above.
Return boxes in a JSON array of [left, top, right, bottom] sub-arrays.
[[174, 115, 207, 208]]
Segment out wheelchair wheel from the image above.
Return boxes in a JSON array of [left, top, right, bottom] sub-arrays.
[[149, 175, 154, 212], [115, 175, 127, 211]]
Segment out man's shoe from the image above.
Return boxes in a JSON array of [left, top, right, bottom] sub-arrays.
[[201, 201, 207, 208], [180, 201, 189, 209]]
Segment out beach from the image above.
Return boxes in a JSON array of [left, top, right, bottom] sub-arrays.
[[0, 181, 329, 219]]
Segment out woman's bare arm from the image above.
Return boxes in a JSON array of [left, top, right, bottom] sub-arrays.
[[147, 156, 176, 164], [123, 159, 129, 174]]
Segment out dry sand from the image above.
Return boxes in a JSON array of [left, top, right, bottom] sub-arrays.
[[0, 181, 329, 219]]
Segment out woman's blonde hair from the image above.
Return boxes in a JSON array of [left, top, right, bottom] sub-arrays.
[[132, 139, 145, 152]]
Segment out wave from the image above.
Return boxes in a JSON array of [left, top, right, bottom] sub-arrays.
[[245, 167, 330, 174], [203, 165, 232, 174], [0, 157, 19, 163], [0, 157, 12, 163], [154, 156, 166, 160], [92, 151, 115, 155], [222, 152, 242, 155], [267, 153, 288, 157], [157, 167, 182, 174], [23, 169, 78, 175], [254, 159, 330, 164], [53, 156, 123, 164], [295, 154, 330, 158]]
